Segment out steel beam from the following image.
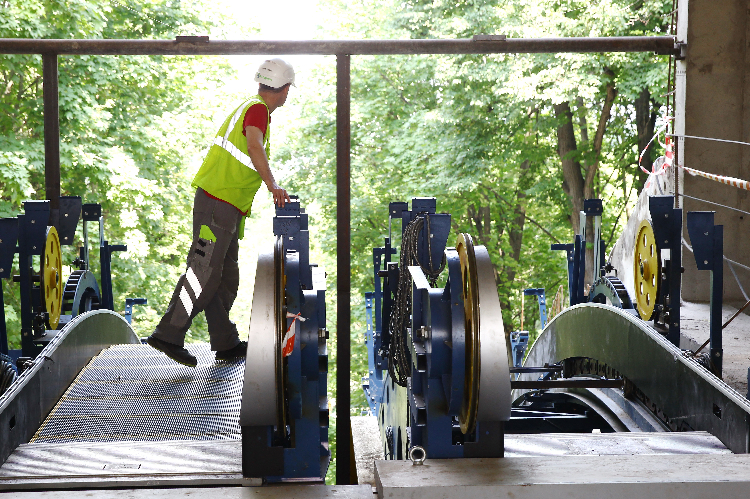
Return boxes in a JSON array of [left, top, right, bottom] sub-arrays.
[[511, 379, 623, 389], [0, 36, 679, 56], [335, 53, 352, 486], [42, 53, 60, 231]]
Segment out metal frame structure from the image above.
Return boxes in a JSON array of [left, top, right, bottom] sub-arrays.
[[0, 35, 681, 484]]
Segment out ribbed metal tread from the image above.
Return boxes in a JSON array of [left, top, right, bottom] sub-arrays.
[[32, 343, 244, 443]]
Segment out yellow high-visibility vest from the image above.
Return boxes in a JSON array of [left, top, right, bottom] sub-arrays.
[[192, 95, 271, 218]]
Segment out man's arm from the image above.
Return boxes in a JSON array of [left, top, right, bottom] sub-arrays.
[[245, 125, 291, 208]]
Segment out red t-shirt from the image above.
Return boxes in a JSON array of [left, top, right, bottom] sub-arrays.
[[242, 103, 270, 137]]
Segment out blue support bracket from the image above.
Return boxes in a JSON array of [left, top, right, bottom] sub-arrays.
[[524, 288, 547, 329], [510, 331, 529, 368], [649, 196, 683, 346], [551, 243, 576, 306], [100, 240, 127, 311], [124, 298, 147, 325], [686, 211, 723, 377]]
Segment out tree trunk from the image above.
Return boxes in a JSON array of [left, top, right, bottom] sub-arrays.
[[556, 71, 617, 289], [503, 160, 530, 286], [555, 101, 585, 234], [467, 204, 491, 247], [584, 71, 617, 199]]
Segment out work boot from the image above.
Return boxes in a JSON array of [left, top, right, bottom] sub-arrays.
[[146, 335, 197, 367], [215, 341, 247, 361]]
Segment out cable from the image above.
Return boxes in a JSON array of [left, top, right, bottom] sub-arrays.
[[387, 215, 446, 387], [667, 133, 750, 148], [678, 193, 750, 217]]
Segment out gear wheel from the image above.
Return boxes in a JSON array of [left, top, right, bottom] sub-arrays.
[[61, 270, 101, 322], [589, 275, 637, 314]]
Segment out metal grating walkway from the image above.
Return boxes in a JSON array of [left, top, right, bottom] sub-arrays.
[[32, 343, 244, 443]]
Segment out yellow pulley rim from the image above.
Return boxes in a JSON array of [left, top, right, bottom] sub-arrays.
[[42, 226, 63, 330], [634, 220, 660, 320], [456, 233, 480, 435]]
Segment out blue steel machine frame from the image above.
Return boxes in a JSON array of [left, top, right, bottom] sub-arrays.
[[363, 198, 510, 460], [241, 198, 330, 481]]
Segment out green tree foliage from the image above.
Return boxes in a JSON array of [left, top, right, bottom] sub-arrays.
[[0, 0, 236, 346]]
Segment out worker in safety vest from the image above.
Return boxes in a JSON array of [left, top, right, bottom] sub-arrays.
[[147, 58, 295, 367]]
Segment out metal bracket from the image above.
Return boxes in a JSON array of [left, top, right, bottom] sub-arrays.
[[674, 41, 687, 61], [649, 195, 683, 346], [686, 211, 723, 377], [124, 298, 147, 324]]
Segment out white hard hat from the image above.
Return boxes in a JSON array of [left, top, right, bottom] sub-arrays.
[[254, 58, 296, 88]]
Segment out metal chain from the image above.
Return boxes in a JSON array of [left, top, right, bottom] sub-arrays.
[[387, 215, 446, 387]]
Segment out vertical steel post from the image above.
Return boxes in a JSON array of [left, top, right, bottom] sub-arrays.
[[335, 53, 352, 485], [710, 225, 723, 376], [42, 53, 60, 231], [0, 290, 7, 356], [668, 205, 682, 346], [686, 211, 723, 377]]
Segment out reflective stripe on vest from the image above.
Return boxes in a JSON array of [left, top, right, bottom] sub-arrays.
[[213, 135, 252, 167], [212, 97, 270, 168]]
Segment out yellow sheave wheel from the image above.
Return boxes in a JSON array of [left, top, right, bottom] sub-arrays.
[[42, 226, 63, 330], [634, 220, 660, 320], [456, 233, 480, 435]]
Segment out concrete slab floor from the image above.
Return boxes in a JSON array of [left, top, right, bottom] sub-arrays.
[[375, 454, 750, 499], [680, 301, 750, 397], [0, 485, 373, 499]]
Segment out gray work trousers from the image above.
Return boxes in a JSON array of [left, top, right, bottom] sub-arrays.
[[152, 188, 242, 351]]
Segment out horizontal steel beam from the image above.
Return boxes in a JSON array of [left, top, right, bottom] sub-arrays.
[[511, 379, 623, 389], [0, 37, 679, 56], [509, 366, 562, 373]]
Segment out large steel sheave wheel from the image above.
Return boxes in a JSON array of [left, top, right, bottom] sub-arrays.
[[42, 226, 63, 329], [456, 233, 480, 434], [239, 236, 289, 434], [634, 220, 660, 320]]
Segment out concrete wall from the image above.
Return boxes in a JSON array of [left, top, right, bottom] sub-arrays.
[[677, 0, 750, 305]]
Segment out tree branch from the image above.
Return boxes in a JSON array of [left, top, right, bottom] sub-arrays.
[[377, 69, 410, 106], [486, 187, 562, 244], [583, 69, 618, 199]]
